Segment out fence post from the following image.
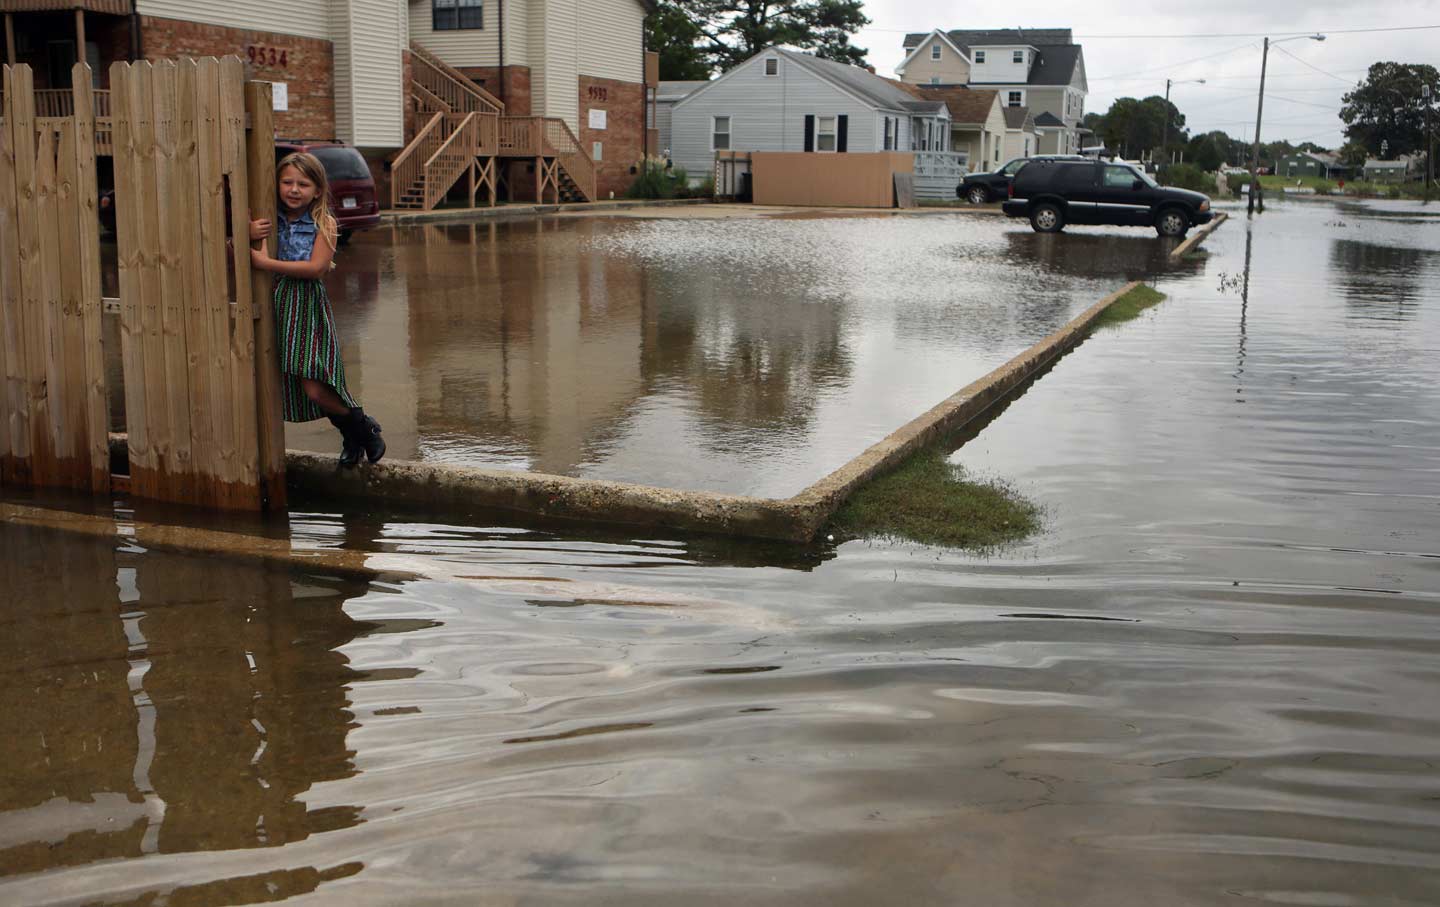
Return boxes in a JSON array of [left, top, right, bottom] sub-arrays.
[[71, 63, 109, 493], [244, 79, 286, 510]]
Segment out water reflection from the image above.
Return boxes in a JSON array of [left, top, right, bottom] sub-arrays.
[[280, 214, 1183, 496], [0, 522, 392, 899], [1329, 238, 1433, 315]]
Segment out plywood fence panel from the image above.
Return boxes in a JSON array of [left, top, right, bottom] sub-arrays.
[[0, 68, 24, 484]]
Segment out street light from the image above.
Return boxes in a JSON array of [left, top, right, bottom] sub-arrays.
[[1376, 81, 1435, 203], [1162, 78, 1205, 167], [1248, 33, 1325, 215]]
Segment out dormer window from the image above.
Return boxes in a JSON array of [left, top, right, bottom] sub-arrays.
[[931, 43, 941, 60], [974, 50, 986, 63], [1008, 91, 1023, 107], [764, 57, 778, 76], [1013, 50, 1024, 63]]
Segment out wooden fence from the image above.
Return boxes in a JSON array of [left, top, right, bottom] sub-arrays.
[[0, 60, 285, 511]]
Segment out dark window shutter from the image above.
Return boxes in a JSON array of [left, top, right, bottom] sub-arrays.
[[837, 115, 848, 152], [804, 115, 815, 152]]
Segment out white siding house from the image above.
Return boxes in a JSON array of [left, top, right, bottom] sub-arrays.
[[669, 48, 951, 183]]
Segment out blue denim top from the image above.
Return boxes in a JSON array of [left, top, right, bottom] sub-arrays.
[[276, 210, 317, 262]]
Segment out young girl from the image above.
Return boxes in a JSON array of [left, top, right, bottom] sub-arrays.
[[250, 152, 384, 467]]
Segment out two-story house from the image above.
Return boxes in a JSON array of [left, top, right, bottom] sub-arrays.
[[896, 28, 1087, 157]]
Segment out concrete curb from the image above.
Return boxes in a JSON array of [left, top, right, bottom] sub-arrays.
[[382, 197, 711, 226], [1169, 211, 1228, 260]]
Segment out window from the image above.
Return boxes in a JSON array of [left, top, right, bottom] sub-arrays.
[[1059, 164, 1097, 190], [817, 116, 837, 151], [930, 77, 941, 85], [1013, 50, 1024, 64], [883, 117, 893, 151], [433, 0, 482, 30], [1103, 165, 1138, 188], [1008, 91, 1023, 107], [712, 115, 731, 150], [1024, 138, 1031, 157], [974, 50, 986, 63], [931, 43, 942, 60], [764, 57, 778, 76]]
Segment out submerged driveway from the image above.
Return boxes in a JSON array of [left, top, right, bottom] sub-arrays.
[[291, 210, 1192, 497]]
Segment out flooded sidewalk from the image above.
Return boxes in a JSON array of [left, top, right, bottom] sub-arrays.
[[5, 199, 1440, 906], [285, 211, 1188, 497]]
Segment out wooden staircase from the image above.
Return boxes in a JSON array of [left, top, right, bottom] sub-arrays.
[[392, 41, 597, 210]]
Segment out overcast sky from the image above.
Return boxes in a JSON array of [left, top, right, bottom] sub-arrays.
[[854, 1, 1440, 149]]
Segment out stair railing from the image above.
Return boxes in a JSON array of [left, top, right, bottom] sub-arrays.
[[499, 116, 540, 156], [409, 41, 503, 115], [422, 112, 478, 210], [542, 118, 596, 202], [391, 112, 445, 208]]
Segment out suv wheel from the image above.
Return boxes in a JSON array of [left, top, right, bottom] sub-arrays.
[[966, 185, 989, 205], [1156, 207, 1189, 238], [1030, 202, 1064, 233]]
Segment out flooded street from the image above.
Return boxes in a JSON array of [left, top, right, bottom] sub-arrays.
[[287, 212, 1187, 496], [5, 199, 1440, 905]]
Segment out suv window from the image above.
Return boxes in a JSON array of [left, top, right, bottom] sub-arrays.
[[309, 146, 371, 181], [1103, 165, 1139, 188], [1056, 163, 1096, 190], [1003, 159, 1027, 176]]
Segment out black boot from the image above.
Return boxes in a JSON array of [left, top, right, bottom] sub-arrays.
[[328, 414, 361, 468], [346, 407, 386, 464]]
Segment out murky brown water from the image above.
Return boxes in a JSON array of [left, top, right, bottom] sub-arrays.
[[8, 199, 1440, 905]]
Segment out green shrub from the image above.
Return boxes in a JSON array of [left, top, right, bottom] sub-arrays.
[[626, 158, 692, 200], [1387, 184, 1403, 199], [1314, 179, 1335, 195], [1159, 163, 1211, 194]]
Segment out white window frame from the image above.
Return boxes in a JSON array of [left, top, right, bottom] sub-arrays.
[[1013, 50, 1024, 64], [711, 115, 731, 151], [930, 76, 940, 85], [1008, 90, 1024, 108], [764, 57, 778, 77], [816, 115, 837, 152], [974, 50, 986, 63], [931, 43, 941, 60]]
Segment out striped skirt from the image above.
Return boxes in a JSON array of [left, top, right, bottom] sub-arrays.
[[274, 276, 358, 423]]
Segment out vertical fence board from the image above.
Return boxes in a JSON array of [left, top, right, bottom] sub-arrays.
[[36, 124, 63, 481], [131, 62, 173, 498], [0, 67, 20, 483], [111, 61, 151, 498], [195, 57, 237, 506], [175, 58, 215, 506], [151, 59, 194, 503], [12, 67, 50, 485], [219, 57, 260, 509], [244, 80, 285, 510], [56, 119, 90, 487], [72, 64, 109, 493]]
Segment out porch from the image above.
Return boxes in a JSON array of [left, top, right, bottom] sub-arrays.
[[912, 150, 968, 200]]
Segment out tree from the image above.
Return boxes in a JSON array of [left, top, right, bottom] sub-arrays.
[[683, 0, 871, 72], [1186, 132, 1225, 172], [1340, 62, 1440, 158], [1337, 140, 1368, 168], [646, 1, 711, 80], [1094, 96, 1183, 159]]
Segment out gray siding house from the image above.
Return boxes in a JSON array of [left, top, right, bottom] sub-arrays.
[[656, 80, 709, 157], [669, 47, 955, 191]]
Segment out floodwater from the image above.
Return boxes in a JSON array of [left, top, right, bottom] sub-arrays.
[[5, 198, 1440, 905], [286, 212, 1189, 495]]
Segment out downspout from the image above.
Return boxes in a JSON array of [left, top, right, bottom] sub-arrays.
[[129, 0, 142, 62], [496, 0, 505, 106]]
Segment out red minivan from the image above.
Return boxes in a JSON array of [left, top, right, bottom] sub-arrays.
[[274, 140, 381, 244]]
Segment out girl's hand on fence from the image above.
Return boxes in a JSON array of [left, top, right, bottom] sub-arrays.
[[249, 218, 271, 241], [250, 247, 270, 269]]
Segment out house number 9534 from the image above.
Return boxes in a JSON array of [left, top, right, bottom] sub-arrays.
[[246, 45, 290, 68]]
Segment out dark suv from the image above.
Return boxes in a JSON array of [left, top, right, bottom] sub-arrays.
[[958, 154, 1087, 204], [1002, 159, 1213, 237]]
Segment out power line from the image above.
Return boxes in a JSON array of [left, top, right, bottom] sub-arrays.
[[1271, 44, 1357, 85], [1090, 41, 1257, 82], [860, 23, 1440, 38]]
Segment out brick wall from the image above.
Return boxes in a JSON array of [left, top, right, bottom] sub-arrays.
[[140, 15, 335, 140], [579, 75, 646, 200], [456, 65, 531, 116]]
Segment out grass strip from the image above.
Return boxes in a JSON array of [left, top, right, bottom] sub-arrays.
[[1091, 284, 1166, 330], [828, 448, 1041, 550]]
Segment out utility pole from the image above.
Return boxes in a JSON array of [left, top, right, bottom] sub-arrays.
[[1161, 78, 1205, 169], [1425, 83, 1434, 204], [1248, 34, 1325, 216]]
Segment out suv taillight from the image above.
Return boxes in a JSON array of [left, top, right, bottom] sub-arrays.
[[1008, 181, 1014, 199]]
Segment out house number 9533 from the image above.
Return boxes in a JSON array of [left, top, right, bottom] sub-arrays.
[[587, 86, 608, 101]]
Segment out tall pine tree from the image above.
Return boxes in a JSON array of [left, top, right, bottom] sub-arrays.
[[647, 1, 870, 77]]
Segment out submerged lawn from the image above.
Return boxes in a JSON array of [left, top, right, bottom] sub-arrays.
[[829, 449, 1041, 550], [1091, 284, 1166, 330]]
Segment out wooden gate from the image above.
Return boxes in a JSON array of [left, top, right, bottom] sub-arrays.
[[0, 60, 285, 511]]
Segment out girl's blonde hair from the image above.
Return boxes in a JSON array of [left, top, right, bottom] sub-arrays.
[[276, 152, 338, 251]]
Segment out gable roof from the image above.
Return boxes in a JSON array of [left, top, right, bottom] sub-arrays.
[[780, 49, 946, 113], [1033, 111, 1064, 127], [895, 29, 971, 75], [657, 80, 708, 103], [905, 28, 1073, 52], [902, 85, 1001, 126], [1002, 106, 1035, 131]]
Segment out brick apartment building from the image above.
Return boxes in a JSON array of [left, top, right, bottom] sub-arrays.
[[2, 0, 653, 202]]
